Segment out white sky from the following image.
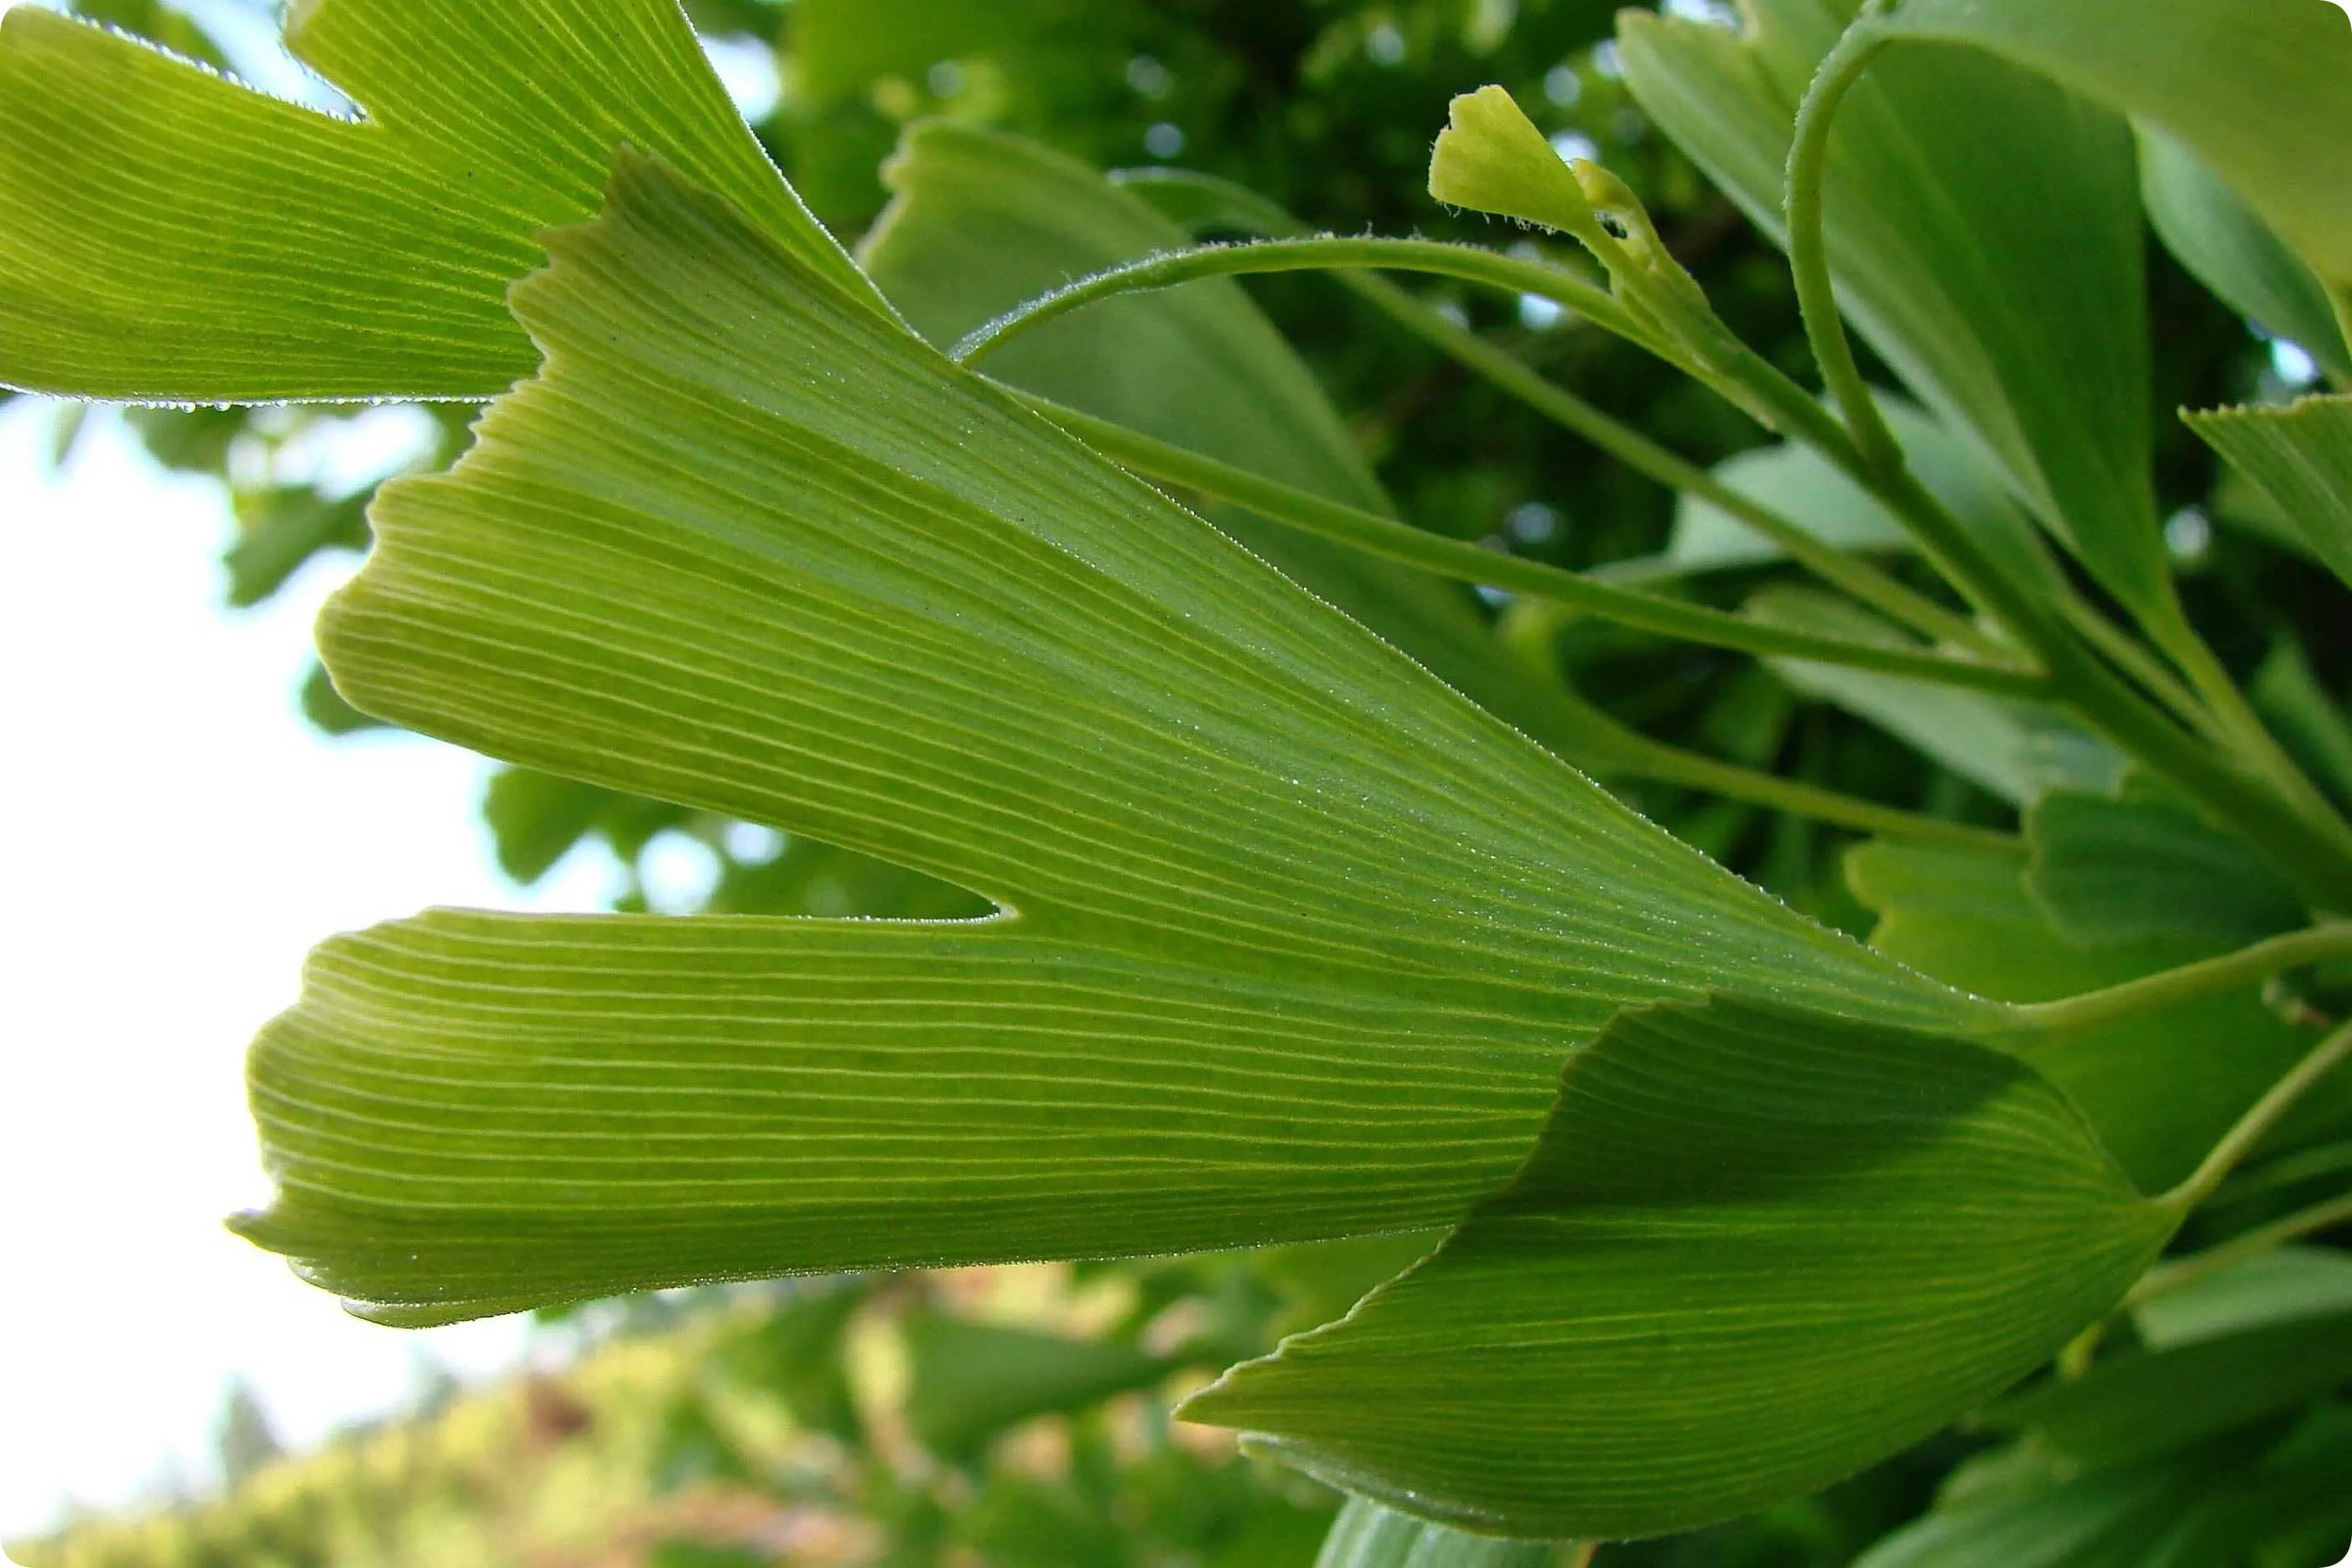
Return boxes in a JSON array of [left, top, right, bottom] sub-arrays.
[[0, 397, 619, 1543]]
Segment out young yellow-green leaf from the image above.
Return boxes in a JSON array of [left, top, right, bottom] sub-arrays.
[[2140, 131, 2352, 387], [856, 119, 1616, 766], [1871, 0, 2352, 340], [0, 0, 876, 402], [1312, 1497, 1557, 1568], [238, 156, 1975, 1322], [1848, 838, 2349, 1195], [1180, 995, 2173, 1540], [2186, 396, 2352, 595], [1617, 0, 2162, 618], [1426, 86, 1603, 245]]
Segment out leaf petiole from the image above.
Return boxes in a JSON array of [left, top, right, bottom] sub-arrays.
[[2003, 922, 2352, 1037], [1030, 396, 2049, 698], [952, 236, 1659, 365]]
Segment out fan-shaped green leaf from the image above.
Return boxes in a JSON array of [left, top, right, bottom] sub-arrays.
[[1181, 994, 2172, 1540], [1869, 0, 2352, 340], [0, 0, 875, 402], [236, 156, 1972, 1322]]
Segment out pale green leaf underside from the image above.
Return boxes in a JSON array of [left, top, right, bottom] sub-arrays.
[[854, 122, 1607, 761], [243, 156, 1970, 1321], [2187, 396, 2352, 598], [1618, 0, 2162, 615], [1181, 994, 2171, 1540], [1875, 0, 2352, 335], [0, 0, 875, 402], [1313, 1497, 1555, 1568], [2139, 131, 2352, 387]]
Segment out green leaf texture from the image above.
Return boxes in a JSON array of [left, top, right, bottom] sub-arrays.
[[1872, 0, 2352, 337], [238, 155, 1972, 1321], [1181, 995, 2171, 1540], [854, 121, 1608, 760], [1617, 0, 2162, 615], [2188, 395, 2352, 597], [0, 0, 875, 401]]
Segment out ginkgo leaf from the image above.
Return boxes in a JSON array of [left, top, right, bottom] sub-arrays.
[[2186, 396, 2352, 596], [1617, 0, 2163, 619], [2140, 131, 2352, 387], [1181, 994, 2174, 1539], [235, 154, 1975, 1322], [855, 118, 1616, 764], [0, 0, 877, 402], [1869, 0, 2352, 340]]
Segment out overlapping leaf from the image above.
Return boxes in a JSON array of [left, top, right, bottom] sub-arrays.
[[1181, 994, 2173, 1539], [1870, 0, 2352, 340], [0, 0, 875, 401], [234, 153, 1974, 1321], [1617, 0, 2162, 617]]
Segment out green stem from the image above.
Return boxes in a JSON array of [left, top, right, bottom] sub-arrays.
[[1333, 270, 2004, 656], [1564, 1545, 1599, 1568], [2003, 923, 2352, 1036], [2126, 1192, 2352, 1309], [951, 236, 1659, 365], [2162, 1019, 2352, 1215], [2058, 592, 2217, 740], [1865, 465, 2352, 911], [1785, 18, 1904, 476], [1773, 9, 2352, 906], [1031, 397, 2047, 698], [1608, 734, 2019, 849]]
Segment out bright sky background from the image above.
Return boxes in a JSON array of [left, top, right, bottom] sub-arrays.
[[0, 398, 620, 1544]]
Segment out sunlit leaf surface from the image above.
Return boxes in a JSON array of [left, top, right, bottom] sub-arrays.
[[1182, 995, 2170, 1539]]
